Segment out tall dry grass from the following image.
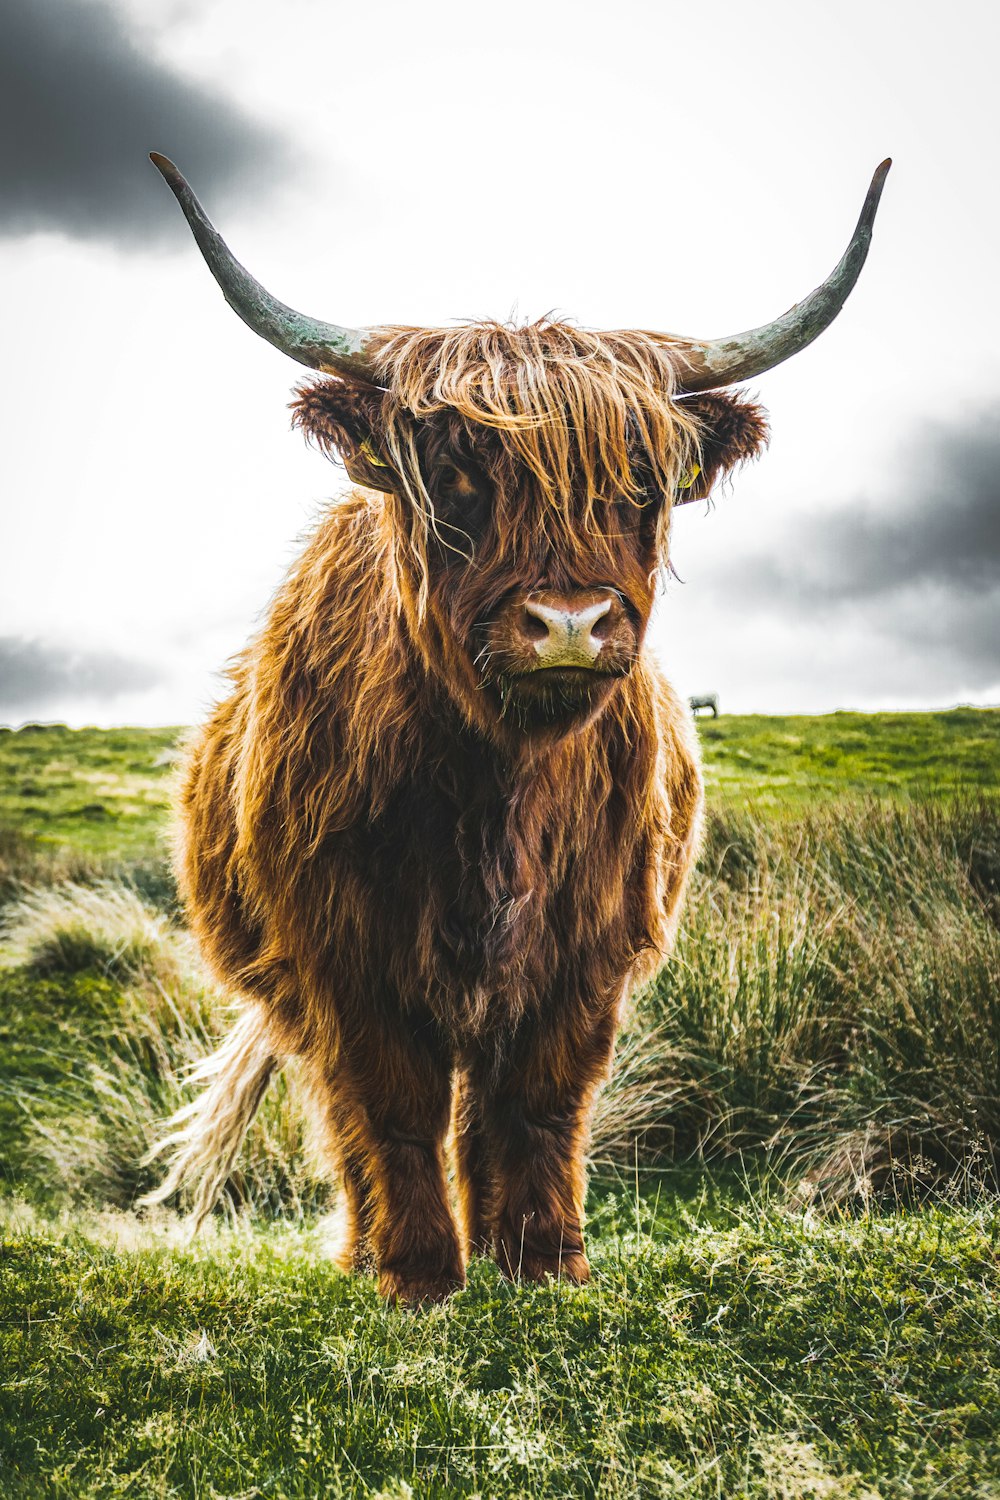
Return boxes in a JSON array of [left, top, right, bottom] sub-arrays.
[[0, 882, 323, 1215], [596, 799, 1000, 1201]]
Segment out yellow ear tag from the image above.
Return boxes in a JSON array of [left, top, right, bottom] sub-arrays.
[[359, 439, 388, 468], [676, 464, 701, 491]]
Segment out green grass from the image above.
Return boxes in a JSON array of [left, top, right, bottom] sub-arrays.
[[3, 1194, 999, 1498], [0, 725, 179, 861], [698, 707, 1000, 807], [615, 799, 1000, 1200], [0, 883, 316, 1220], [1, 711, 999, 1496]]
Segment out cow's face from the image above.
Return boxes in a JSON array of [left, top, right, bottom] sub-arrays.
[[293, 373, 767, 744], [410, 410, 667, 736]]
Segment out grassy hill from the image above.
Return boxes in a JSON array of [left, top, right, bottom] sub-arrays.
[[1, 711, 999, 1497], [700, 706, 1000, 805]]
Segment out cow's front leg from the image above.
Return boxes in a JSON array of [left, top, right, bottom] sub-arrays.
[[320, 1011, 463, 1305], [469, 1001, 619, 1284]]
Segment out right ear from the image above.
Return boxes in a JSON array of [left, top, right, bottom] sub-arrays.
[[290, 378, 396, 492], [673, 389, 770, 504]]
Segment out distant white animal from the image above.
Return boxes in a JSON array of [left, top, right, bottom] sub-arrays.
[[689, 694, 719, 718]]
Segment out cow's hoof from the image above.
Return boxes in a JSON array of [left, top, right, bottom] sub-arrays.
[[378, 1265, 465, 1307]]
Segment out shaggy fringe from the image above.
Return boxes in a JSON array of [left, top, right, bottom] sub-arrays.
[[140, 1008, 280, 1231], [371, 320, 703, 610]]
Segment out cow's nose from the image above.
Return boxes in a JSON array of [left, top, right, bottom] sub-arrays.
[[522, 596, 613, 667]]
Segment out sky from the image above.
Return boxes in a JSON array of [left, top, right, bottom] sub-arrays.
[[1, 0, 998, 726]]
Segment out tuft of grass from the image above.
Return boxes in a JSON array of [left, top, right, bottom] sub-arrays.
[[595, 799, 1000, 1202], [0, 825, 101, 908], [0, 882, 323, 1216], [1, 880, 183, 982], [0, 824, 178, 921]]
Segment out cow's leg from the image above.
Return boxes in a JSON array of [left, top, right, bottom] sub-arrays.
[[319, 1016, 464, 1305], [470, 1002, 618, 1284], [451, 1068, 494, 1257]]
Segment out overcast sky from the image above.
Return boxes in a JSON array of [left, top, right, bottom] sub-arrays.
[[2, 0, 998, 725]]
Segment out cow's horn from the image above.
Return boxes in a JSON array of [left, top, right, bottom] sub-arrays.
[[149, 153, 381, 382], [664, 159, 892, 392]]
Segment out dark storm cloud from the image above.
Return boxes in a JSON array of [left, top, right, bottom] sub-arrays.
[[0, 637, 163, 716], [700, 405, 1000, 685], [740, 408, 1000, 604], [0, 0, 287, 243]]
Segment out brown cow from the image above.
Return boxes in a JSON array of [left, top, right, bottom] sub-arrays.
[[144, 156, 890, 1303]]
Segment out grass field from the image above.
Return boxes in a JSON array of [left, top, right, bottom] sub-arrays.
[[1, 711, 999, 1497], [0, 725, 178, 859], [5, 1194, 998, 1498]]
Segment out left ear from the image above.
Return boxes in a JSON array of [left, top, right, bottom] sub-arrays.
[[290, 377, 397, 492], [674, 390, 770, 504]]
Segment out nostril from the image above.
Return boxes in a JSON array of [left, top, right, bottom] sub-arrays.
[[580, 598, 613, 643], [521, 608, 550, 643]]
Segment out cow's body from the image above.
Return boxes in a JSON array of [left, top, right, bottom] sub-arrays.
[[144, 154, 890, 1302], [174, 483, 702, 1300]]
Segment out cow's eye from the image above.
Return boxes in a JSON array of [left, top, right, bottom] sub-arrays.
[[428, 462, 492, 552], [437, 463, 468, 494], [625, 447, 661, 507]]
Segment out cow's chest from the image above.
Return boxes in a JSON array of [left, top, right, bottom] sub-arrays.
[[352, 758, 631, 1017]]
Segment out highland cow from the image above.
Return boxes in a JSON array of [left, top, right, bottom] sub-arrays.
[[145, 155, 890, 1303]]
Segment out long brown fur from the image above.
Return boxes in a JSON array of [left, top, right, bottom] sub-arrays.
[[148, 319, 768, 1303]]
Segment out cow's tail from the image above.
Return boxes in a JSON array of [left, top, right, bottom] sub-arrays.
[[139, 1006, 280, 1232]]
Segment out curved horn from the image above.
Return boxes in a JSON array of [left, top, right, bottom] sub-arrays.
[[662, 159, 892, 392], [149, 153, 381, 382]]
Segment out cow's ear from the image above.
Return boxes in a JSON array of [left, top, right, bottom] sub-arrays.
[[674, 390, 770, 504], [290, 378, 396, 493]]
